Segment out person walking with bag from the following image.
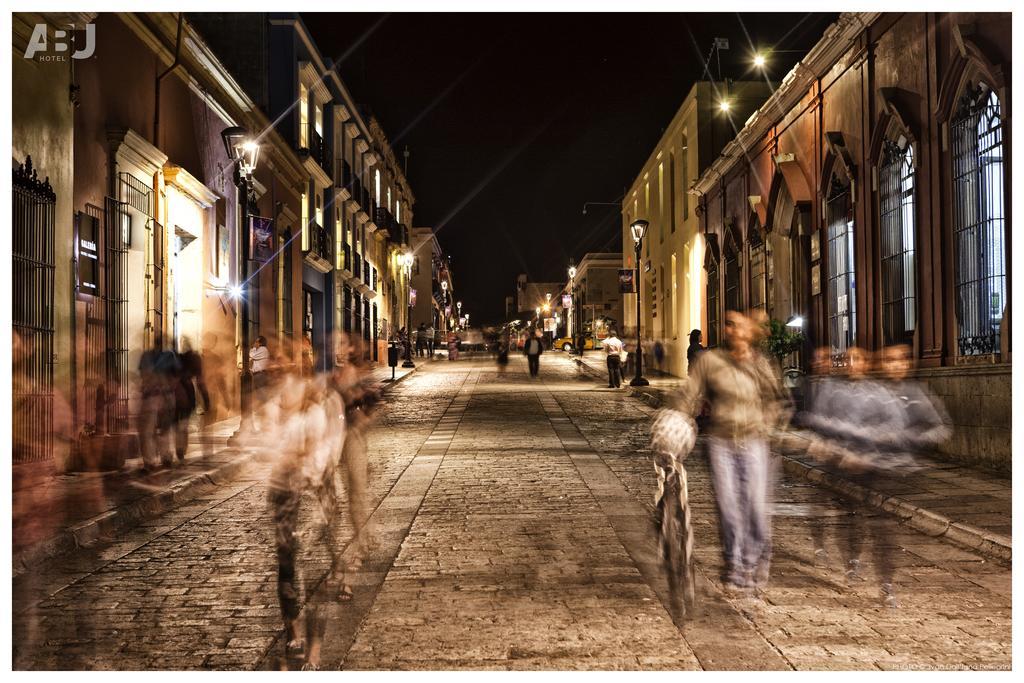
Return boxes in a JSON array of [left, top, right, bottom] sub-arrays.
[[670, 310, 787, 593], [603, 329, 624, 388]]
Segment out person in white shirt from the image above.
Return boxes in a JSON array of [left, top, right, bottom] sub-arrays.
[[250, 336, 270, 373], [603, 330, 624, 388], [249, 336, 271, 429]]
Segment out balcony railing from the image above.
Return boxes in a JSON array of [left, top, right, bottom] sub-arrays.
[[304, 222, 331, 262], [336, 158, 353, 190], [363, 259, 371, 287], [353, 251, 362, 280], [300, 124, 329, 171], [360, 186, 371, 216], [391, 222, 409, 246], [342, 242, 352, 272]]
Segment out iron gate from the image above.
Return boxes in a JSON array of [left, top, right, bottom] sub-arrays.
[[12, 157, 56, 464], [104, 197, 131, 433], [879, 139, 917, 347], [825, 178, 856, 364], [951, 84, 1006, 357]]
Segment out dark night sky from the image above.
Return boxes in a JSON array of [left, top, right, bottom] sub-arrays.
[[304, 12, 838, 324]]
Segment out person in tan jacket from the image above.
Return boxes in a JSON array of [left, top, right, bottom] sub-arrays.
[[671, 310, 787, 591]]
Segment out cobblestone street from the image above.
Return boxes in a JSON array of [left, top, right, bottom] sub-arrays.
[[12, 356, 1011, 670]]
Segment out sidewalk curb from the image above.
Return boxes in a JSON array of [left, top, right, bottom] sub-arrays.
[[12, 449, 257, 577], [778, 455, 1012, 563], [570, 355, 1013, 564], [13, 364, 419, 577]]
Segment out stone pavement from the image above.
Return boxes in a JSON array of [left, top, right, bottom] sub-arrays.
[[12, 364, 416, 576], [11, 355, 1011, 670], [573, 349, 1012, 560]]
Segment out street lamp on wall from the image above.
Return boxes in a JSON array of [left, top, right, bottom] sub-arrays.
[[629, 219, 650, 387], [568, 262, 577, 343], [222, 126, 260, 443]]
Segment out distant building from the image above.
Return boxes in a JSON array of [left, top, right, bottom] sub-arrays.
[[622, 80, 773, 377], [563, 253, 623, 339], [410, 227, 454, 337], [515, 274, 563, 322]]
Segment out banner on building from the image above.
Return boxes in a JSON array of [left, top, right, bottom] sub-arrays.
[[618, 269, 634, 293], [561, 294, 572, 309], [410, 288, 417, 307], [543, 317, 557, 332], [76, 212, 100, 296], [249, 216, 274, 262]]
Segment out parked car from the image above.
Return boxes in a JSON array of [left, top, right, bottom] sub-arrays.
[[553, 336, 603, 352]]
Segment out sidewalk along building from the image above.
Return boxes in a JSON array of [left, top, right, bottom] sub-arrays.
[[10, 11, 418, 479], [621, 80, 773, 378], [560, 252, 624, 342], [188, 13, 416, 368], [410, 227, 455, 337], [12, 13, 82, 477], [691, 12, 1011, 472], [12, 12, 310, 475]]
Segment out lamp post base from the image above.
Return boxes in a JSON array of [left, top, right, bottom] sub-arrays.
[[401, 360, 415, 368], [629, 376, 650, 386]]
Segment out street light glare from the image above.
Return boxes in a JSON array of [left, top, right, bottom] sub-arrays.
[[754, 53, 766, 67], [229, 285, 243, 299], [719, 100, 731, 112]]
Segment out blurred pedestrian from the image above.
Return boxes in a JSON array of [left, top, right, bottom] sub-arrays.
[[686, 329, 705, 376], [416, 323, 427, 357], [801, 345, 952, 608], [173, 337, 208, 462], [447, 332, 460, 361], [524, 328, 543, 377], [496, 335, 510, 372], [603, 329, 624, 388], [425, 323, 436, 357], [671, 310, 787, 592], [266, 370, 347, 666]]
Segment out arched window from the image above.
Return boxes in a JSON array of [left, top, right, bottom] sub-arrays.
[[879, 137, 916, 346], [724, 240, 741, 313], [825, 173, 856, 362], [951, 83, 1006, 356], [749, 230, 767, 313], [706, 259, 720, 348]]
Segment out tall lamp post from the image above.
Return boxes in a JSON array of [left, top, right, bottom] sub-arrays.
[[567, 262, 577, 349], [440, 279, 448, 336], [402, 251, 415, 368], [457, 301, 462, 330], [221, 126, 261, 442], [629, 219, 650, 386]]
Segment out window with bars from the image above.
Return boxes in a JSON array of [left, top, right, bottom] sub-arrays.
[[951, 84, 1006, 357], [749, 232, 767, 313], [12, 157, 56, 463], [879, 138, 916, 346], [706, 262, 720, 348], [724, 248, 741, 313], [826, 177, 856, 362]]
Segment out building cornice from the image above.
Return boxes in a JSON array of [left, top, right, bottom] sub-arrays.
[[127, 13, 308, 191], [164, 164, 218, 207], [108, 127, 168, 177], [692, 12, 880, 196]]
